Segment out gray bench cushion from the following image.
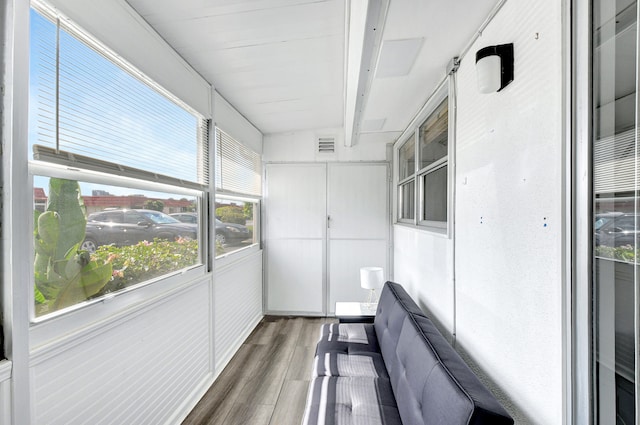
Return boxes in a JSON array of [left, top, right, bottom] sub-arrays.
[[302, 376, 402, 425], [314, 323, 388, 378], [303, 281, 513, 425], [381, 298, 513, 425]]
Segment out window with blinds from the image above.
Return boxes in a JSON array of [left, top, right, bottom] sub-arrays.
[[215, 128, 262, 196], [214, 128, 261, 259], [28, 5, 208, 319], [29, 7, 208, 187]]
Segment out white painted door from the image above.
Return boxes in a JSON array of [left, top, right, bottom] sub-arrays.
[[265, 164, 326, 314], [327, 163, 389, 314], [264, 163, 389, 315]]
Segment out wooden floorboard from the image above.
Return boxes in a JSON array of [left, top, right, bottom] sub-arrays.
[[182, 316, 335, 425]]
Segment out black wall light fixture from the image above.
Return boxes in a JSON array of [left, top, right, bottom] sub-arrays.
[[475, 43, 514, 93]]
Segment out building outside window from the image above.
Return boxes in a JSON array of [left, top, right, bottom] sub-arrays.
[[28, 5, 209, 318]]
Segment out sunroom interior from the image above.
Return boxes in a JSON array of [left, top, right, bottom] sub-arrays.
[[2, 0, 632, 424]]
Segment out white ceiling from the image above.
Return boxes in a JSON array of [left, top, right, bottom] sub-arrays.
[[127, 0, 500, 141]]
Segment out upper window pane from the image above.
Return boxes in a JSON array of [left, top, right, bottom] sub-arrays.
[[215, 129, 262, 196], [419, 98, 448, 170], [28, 9, 205, 184], [399, 138, 416, 181]]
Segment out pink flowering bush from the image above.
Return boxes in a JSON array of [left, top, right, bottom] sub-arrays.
[[91, 238, 199, 294]]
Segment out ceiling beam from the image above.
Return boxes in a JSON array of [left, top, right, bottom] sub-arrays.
[[343, 0, 388, 147]]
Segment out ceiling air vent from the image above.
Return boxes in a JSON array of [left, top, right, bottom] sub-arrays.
[[318, 137, 336, 153]]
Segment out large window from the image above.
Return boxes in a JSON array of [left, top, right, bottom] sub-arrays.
[[590, 0, 638, 423], [396, 84, 451, 230], [29, 6, 208, 318], [215, 128, 261, 258]]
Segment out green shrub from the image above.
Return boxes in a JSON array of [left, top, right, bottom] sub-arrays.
[[216, 206, 246, 225], [595, 244, 639, 263], [144, 199, 165, 211], [92, 238, 199, 294]]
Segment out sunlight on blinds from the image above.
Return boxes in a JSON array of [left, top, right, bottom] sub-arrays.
[[28, 9, 207, 185], [215, 128, 262, 196]]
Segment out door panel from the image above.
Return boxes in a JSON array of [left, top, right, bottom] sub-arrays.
[[327, 164, 389, 314], [265, 164, 326, 240], [265, 164, 326, 314], [327, 164, 388, 240], [267, 239, 324, 313], [264, 162, 389, 315]]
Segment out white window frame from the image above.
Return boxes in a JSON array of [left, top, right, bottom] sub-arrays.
[[394, 78, 454, 234], [214, 127, 262, 265], [214, 193, 261, 268], [27, 4, 211, 328], [397, 133, 417, 224]]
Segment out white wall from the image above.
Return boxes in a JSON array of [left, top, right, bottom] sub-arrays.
[[214, 91, 263, 155], [30, 279, 213, 425], [393, 0, 564, 424], [263, 129, 391, 162], [393, 226, 454, 336], [214, 251, 263, 371]]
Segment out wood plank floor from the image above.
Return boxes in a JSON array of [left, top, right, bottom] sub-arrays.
[[183, 316, 335, 425]]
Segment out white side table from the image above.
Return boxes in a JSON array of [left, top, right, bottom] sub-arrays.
[[335, 302, 378, 323]]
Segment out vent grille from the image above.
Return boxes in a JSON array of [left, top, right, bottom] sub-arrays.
[[318, 137, 336, 153]]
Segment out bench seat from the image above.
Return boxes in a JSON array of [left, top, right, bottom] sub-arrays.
[[302, 281, 514, 425]]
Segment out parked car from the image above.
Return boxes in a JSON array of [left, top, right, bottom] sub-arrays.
[[215, 219, 251, 245], [171, 213, 250, 245], [170, 212, 198, 224], [81, 209, 198, 253], [595, 213, 639, 247], [595, 211, 623, 231]]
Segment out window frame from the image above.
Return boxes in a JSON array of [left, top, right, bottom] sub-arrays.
[[397, 132, 417, 224], [213, 126, 263, 265], [394, 79, 453, 234], [213, 194, 261, 268], [27, 4, 211, 324]]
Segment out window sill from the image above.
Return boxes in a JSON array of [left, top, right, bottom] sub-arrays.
[[215, 243, 261, 271], [29, 266, 209, 351], [393, 222, 450, 238]]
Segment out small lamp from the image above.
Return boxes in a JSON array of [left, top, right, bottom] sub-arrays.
[[476, 43, 514, 93], [360, 266, 384, 305]]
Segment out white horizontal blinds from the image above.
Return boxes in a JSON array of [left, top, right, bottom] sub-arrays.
[[594, 128, 639, 194], [29, 8, 207, 186], [29, 9, 57, 149], [215, 128, 262, 196]]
